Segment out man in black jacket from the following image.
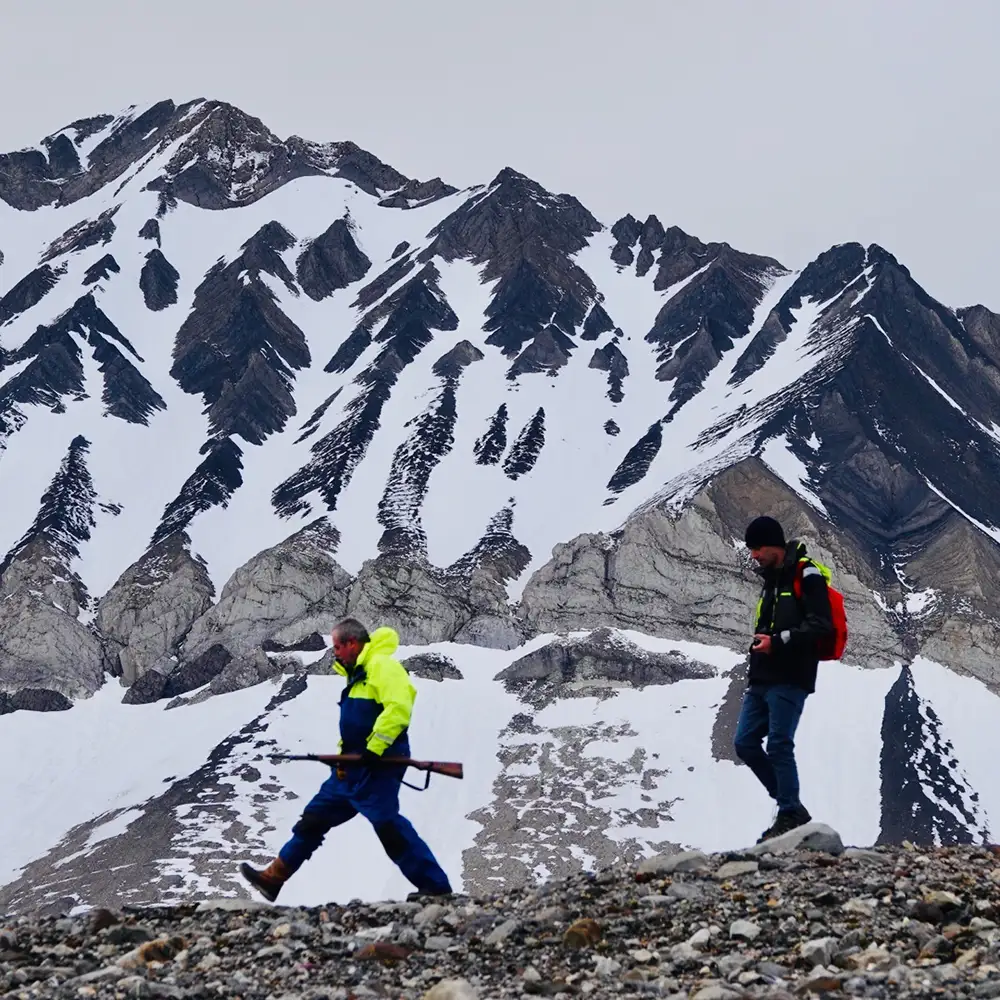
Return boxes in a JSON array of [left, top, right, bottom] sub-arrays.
[[735, 515, 834, 842]]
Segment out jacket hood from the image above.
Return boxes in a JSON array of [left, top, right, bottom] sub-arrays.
[[332, 625, 400, 676], [358, 626, 400, 664]]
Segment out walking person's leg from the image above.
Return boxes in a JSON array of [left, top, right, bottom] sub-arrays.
[[734, 685, 778, 799], [763, 684, 811, 834], [241, 770, 357, 901], [354, 767, 452, 896]]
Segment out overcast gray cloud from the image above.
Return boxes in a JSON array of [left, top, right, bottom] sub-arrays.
[[2, 0, 997, 309]]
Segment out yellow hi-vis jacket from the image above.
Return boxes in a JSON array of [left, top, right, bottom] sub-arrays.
[[333, 626, 416, 756]]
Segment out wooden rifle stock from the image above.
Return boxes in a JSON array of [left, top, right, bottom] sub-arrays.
[[270, 752, 463, 780]]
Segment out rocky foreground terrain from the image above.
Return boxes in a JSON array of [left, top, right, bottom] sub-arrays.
[[3, 825, 1000, 999]]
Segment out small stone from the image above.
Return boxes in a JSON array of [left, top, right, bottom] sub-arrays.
[[956, 948, 981, 969], [116, 936, 186, 969], [692, 983, 741, 1000], [757, 960, 789, 979], [485, 918, 519, 946], [688, 927, 714, 948], [925, 889, 963, 909], [715, 860, 759, 880], [523, 966, 542, 982], [255, 943, 291, 959], [195, 951, 221, 971], [629, 948, 654, 962], [594, 955, 622, 976], [195, 898, 274, 912], [637, 849, 709, 875], [729, 919, 761, 941], [415, 903, 449, 927], [670, 942, 701, 963], [841, 897, 875, 917], [801, 937, 837, 967], [424, 935, 454, 951], [842, 848, 891, 865], [920, 934, 955, 960], [667, 881, 703, 901], [88, 909, 121, 932], [423, 980, 479, 1000], [717, 954, 749, 978]]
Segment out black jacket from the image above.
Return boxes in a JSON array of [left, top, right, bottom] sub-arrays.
[[748, 540, 834, 694]]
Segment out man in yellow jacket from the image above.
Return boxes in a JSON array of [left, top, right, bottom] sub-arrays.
[[240, 618, 452, 902]]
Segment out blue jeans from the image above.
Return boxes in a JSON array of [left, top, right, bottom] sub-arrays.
[[734, 683, 808, 812], [278, 764, 452, 894]]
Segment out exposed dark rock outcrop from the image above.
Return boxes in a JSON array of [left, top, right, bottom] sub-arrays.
[[138, 218, 161, 245], [502, 408, 546, 480], [589, 340, 629, 403], [0, 263, 65, 327], [495, 626, 716, 708], [0, 293, 166, 443], [418, 167, 606, 379], [0, 687, 74, 715], [0, 435, 98, 615], [295, 218, 372, 301], [273, 262, 458, 520], [168, 222, 307, 424], [139, 249, 180, 310], [877, 665, 988, 845], [376, 340, 485, 558], [81, 253, 120, 286], [378, 176, 458, 209], [41, 207, 119, 263], [402, 652, 464, 681]]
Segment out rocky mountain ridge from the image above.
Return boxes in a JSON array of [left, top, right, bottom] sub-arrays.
[[2, 98, 1000, 710]]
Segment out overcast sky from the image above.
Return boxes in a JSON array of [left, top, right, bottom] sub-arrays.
[[2, 0, 997, 309]]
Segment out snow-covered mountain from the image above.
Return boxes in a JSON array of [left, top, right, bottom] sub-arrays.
[[3, 98, 1000, 915]]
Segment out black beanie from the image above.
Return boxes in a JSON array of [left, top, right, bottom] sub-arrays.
[[745, 515, 785, 549]]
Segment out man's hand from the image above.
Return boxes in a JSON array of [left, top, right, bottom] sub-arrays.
[[360, 747, 381, 768], [752, 633, 773, 654]]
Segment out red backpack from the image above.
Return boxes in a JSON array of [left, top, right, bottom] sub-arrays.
[[792, 558, 848, 661]]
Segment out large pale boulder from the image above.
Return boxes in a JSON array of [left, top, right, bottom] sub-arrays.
[[180, 518, 352, 661], [348, 555, 523, 648], [95, 532, 215, 684], [0, 593, 106, 699], [517, 459, 904, 670]]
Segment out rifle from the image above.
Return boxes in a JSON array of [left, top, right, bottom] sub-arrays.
[[269, 752, 463, 791]]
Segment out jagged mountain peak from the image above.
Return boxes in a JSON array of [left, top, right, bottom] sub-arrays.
[[0, 96, 456, 215]]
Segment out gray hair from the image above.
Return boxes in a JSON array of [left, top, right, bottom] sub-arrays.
[[333, 617, 370, 645]]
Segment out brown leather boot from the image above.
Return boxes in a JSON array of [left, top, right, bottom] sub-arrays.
[[239, 856, 291, 902]]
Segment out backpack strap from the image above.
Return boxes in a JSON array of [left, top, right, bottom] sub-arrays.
[[793, 557, 828, 598]]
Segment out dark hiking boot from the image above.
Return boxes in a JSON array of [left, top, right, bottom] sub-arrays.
[[240, 857, 290, 903], [756, 806, 780, 844], [761, 806, 812, 842]]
